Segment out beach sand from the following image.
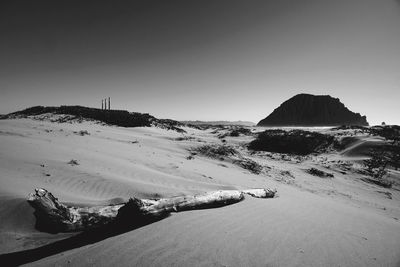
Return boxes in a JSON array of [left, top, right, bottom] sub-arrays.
[[0, 117, 399, 266]]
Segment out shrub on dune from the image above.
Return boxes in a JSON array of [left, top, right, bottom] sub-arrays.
[[248, 129, 334, 155]]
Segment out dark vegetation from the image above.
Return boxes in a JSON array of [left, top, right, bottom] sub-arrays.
[[153, 118, 186, 133], [219, 127, 253, 138], [2, 106, 185, 132], [230, 128, 252, 136], [361, 145, 399, 188], [194, 144, 263, 174], [184, 124, 210, 130], [361, 176, 393, 188], [4, 106, 152, 127], [307, 168, 334, 178], [332, 136, 359, 150], [370, 125, 400, 141], [248, 129, 335, 155], [184, 124, 228, 131], [376, 190, 392, 199], [233, 158, 263, 174], [194, 145, 238, 159], [331, 125, 400, 141], [330, 125, 371, 137], [329, 125, 400, 187], [280, 170, 294, 178], [369, 127, 400, 170], [174, 136, 196, 141], [73, 130, 90, 136], [67, 159, 79, 166], [331, 125, 369, 131], [359, 125, 400, 188]]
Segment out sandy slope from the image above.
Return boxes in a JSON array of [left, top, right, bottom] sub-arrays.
[[339, 136, 387, 159], [0, 118, 399, 266], [27, 192, 400, 267]]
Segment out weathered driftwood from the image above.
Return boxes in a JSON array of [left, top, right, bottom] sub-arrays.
[[242, 188, 276, 198], [28, 187, 276, 233], [27, 188, 124, 232]]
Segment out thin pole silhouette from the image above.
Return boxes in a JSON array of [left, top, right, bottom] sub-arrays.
[[108, 97, 110, 110]]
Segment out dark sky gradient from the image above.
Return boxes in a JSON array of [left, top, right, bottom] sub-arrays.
[[1, 0, 400, 125]]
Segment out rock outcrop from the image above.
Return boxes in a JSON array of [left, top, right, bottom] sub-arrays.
[[257, 94, 368, 126]]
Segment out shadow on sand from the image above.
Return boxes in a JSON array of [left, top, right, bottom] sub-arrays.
[[0, 215, 168, 266]]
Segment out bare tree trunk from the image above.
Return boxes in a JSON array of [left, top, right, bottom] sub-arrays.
[[28, 188, 276, 233]]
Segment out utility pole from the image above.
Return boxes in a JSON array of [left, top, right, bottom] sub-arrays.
[[108, 97, 110, 110], [104, 98, 107, 110]]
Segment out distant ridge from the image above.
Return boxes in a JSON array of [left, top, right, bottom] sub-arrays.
[[257, 94, 368, 127], [2, 106, 185, 132], [182, 120, 255, 127]]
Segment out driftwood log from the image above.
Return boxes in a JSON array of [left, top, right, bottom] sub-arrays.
[[28, 188, 276, 233]]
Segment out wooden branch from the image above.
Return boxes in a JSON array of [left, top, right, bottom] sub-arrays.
[[242, 188, 276, 198], [27, 188, 124, 232], [27, 188, 276, 233]]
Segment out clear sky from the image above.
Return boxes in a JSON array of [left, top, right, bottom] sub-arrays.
[[1, 0, 400, 125]]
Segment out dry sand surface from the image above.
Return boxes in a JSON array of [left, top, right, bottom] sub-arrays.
[[0, 117, 399, 266]]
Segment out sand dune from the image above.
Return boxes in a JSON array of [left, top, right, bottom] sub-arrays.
[[26, 192, 400, 267], [0, 118, 399, 266], [339, 136, 387, 159]]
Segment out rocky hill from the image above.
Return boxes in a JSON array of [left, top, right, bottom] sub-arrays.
[[257, 94, 368, 126]]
